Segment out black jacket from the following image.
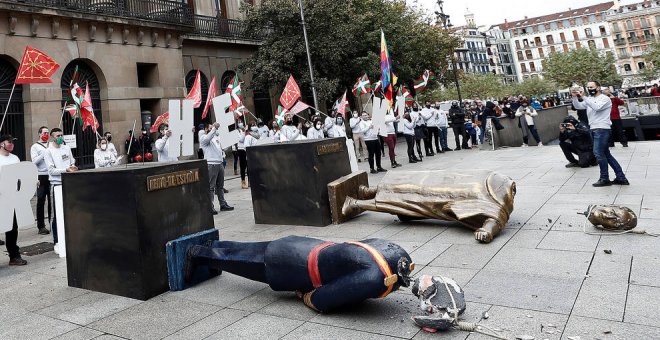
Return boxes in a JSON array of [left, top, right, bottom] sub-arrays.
[[448, 107, 466, 126], [559, 117, 592, 152]]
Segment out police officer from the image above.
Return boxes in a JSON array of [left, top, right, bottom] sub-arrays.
[[448, 101, 468, 150], [186, 236, 414, 312]]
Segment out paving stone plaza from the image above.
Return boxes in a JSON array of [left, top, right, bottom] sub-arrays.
[[2, 141, 660, 340]]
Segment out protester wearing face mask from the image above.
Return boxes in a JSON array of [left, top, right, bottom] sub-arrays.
[[30, 126, 52, 235], [362, 114, 387, 174], [125, 130, 139, 162], [307, 118, 325, 140], [268, 119, 281, 143], [103, 131, 117, 158], [410, 105, 425, 161], [515, 99, 543, 147], [572, 81, 629, 187], [236, 119, 250, 188], [0, 134, 28, 265], [402, 111, 418, 163], [94, 137, 118, 168], [256, 119, 270, 139], [200, 122, 234, 214], [327, 115, 347, 138], [350, 111, 367, 162], [281, 114, 302, 141], [155, 124, 178, 162], [382, 110, 401, 168], [45, 128, 78, 245], [138, 128, 153, 161], [324, 111, 336, 136]]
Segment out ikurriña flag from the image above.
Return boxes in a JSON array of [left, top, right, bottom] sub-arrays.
[[352, 74, 371, 96], [15, 46, 60, 84]]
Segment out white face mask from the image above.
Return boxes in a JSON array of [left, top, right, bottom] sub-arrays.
[[101, 144, 108, 151]]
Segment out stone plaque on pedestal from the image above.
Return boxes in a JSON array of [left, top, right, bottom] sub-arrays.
[[247, 138, 352, 227], [62, 160, 214, 300]]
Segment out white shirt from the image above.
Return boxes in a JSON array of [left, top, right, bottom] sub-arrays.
[[515, 106, 537, 126], [268, 129, 281, 143], [257, 126, 270, 139], [107, 142, 118, 158], [349, 116, 363, 133], [0, 153, 20, 167], [324, 117, 334, 133], [307, 127, 324, 140], [411, 111, 425, 127], [572, 94, 613, 130], [363, 121, 379, 141], [244, 133, 260, 147], [402, 118, 415, 135], [384, 114, 397, 135], [281, 125, 301, 141], [437, 110, 449, 128], [199, 127, 225, 165], [94, 148, 117, 168], [155, 136, 178, 162], [30, 141, 50, 175], [45, 145, 75, 185], [327, 124, 347, 138]]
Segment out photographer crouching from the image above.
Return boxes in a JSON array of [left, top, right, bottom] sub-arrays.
[[559, 115, 597, 168]]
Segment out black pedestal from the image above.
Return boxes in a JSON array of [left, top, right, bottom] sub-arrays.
[[62, 160, 214, 300], [247, 138, 352, 226]]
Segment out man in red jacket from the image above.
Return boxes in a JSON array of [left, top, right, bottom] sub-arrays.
[[604, 88, 628, 147], [650, 84, 660, 97]]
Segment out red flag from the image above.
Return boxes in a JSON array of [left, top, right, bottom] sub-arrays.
[[185, 70, 202, 108], [81, 82, 99, 132], [150, 112, 169, 133], [202, 76, 217, 120], [279, 75, 301, 110], [336, 91, 349, 118], [15, 46, 60, 84], [289, 101, 311, 115]]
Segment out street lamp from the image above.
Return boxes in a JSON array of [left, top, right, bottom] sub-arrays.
[[435, 0, 463, 104], [297, 0, 319, 109]]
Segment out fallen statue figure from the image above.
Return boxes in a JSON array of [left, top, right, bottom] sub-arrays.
[[182, 235, 414, 312], [337, 170, 516, 243]]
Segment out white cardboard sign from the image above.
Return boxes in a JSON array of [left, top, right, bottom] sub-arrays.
[[63, 134, 77, 149], [168, 99, 195, 157], [211, 93, 241, 148], [53, 185, 66, 258], [0, 162, 38, 233], [371, 97, 390, 137]]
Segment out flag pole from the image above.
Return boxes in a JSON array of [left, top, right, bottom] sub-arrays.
[[126, 119, 136, 168], [362, 93, 374, 112], [0, 83, 17, 133], [58, 100, 69, 129]]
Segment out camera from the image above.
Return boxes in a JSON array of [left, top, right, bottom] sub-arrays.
[[560, 123, 568, 128]]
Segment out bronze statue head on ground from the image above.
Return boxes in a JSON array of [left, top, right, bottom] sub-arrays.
[[585, 204, 638, 230], [328, 170, 516, 243]]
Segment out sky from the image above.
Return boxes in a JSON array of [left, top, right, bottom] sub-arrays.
[[414, 0, 638, 28]]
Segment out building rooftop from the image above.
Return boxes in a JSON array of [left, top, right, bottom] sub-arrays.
[[497, 1, 614, 30]]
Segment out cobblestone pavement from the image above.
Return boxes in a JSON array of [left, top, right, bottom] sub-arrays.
[[2, 140, 660, 340]]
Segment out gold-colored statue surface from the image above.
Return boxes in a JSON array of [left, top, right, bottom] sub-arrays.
[[338, 170, 516, 243], [586, 204, 638, 230]]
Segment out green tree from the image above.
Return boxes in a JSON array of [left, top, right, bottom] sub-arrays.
[[240, 0, 459, 107], [458, 73, 506, 99], [638, 41, 660, 82], [509, 78, 558, 97], [543, 48, 621, 87]]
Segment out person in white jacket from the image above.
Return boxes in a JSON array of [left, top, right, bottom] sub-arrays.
[[402, 111, 418, 163], [281, 115, 303, 141], [237, 120, 250, 189], [94, 138, 118, 168], [420, 104, 435, 156], [382, 111, 401, 168], [268, 120, 281, 143], [410, 106, 425, 161], [514, 100, 542, 147], [307, 119, 325, 140], [200, 122, 234, 212], [362, 114, 387, 174], [350, 111, 367, 162], [31, 126, 52, 235], [436, 104, 451, 152], [327, 115, 347, 138], [155, 124, 179, 162], [44, 128, 77, 245], [423, 103, 439, 155]]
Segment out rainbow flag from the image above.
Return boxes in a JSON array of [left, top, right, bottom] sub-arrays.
[[380, 30, 393, 105]]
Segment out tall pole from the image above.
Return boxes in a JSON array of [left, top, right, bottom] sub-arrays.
[[436, 0, 463, 104], [297, 0, 319, 109]]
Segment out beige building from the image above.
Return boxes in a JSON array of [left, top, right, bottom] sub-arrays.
[[607, 0, 660, 87], [0, 0, 269, 168]]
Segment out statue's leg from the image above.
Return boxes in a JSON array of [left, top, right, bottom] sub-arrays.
[[342, 196, 378, 216], [187, 241, 270, 283], [473, 218, 501, 243], [358, 185, 378, 200]]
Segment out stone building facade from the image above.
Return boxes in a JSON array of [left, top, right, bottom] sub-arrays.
[[0, 0, 268, 168]]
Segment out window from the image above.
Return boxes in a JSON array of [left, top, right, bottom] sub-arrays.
[[612, 23, 620, 33], [563, 43, 569, 52], [538, 47, 544, 58], [525, 50, 533, 59], [530, 62, 536, 72], [550, 22, 557, 30], [638, 62, 646, 69], [585, 28, 592, 37], [515, 40, 521, 49], [136, 63, 159, 88], [576, 17, 583, 25], [563, 19, 570, 27], [534, 37, 542, 45], [557, 21, 564, 29], [618, 48, 627, 55], [517, 51, 524, 60], [589, 14, 596, 23], [546, 34, 554, 44], [623, 64, 631, 72], [521, 63, 527, 72], [560, 32, 566, 42], [588, 40, 596, 48], [603, 37, 610, 48], [523, 39, 529, 46], [599, 26, 606, 35], [550, 46, 556, 53], [576, 41, 582, 49], [656, 15, 660, 26], [626, 20, 633, 30], [538, 24, 545, 32], [572, 30, 579, 40]]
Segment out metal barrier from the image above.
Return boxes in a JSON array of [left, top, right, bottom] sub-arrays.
[[620, 97, 660, 116], [191, 15, 265, 41]]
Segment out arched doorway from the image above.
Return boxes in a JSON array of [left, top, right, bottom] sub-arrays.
[[253, 89, 272, 123], [185, 70, 209, 129], [0, 57, 25, 161], [61, 61, 104, 169], [220, 70, 235, 93]]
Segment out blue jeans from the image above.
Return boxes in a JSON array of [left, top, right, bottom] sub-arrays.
[[439, 127, 448, 149], [592, 129, 626, 181]]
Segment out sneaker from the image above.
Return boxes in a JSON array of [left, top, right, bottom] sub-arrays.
[[376, 167, 387, 173], [623, 144, 629, 147], [565, 162, 579, 168], [223, 188, 229, 193], [538, 142, 543, 147], [211, 209, 219, 215], [9, 257, 27, 266], [370, 169, 378, 174], [38, 227, 50, 235], [358, 159, 362, 163], [592, 179, 612, 187], [612, 178, 630, 185], [521, 144, 528, 148], [220, 205, 235, 211]]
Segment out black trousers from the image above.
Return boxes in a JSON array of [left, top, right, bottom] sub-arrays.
[[5, 215, 19, 259], [609, 119, 628, 146], [426, 126, 439, 152], [36, 175, 51, 229], [560, 141, 595, 167], [190, 240, 269, 283], [404, 134, 415, 158], [452, 125, 468, 149], [232, 150, 239, 172], [365, 139, 382, 170], [238, 149, 248, 181]]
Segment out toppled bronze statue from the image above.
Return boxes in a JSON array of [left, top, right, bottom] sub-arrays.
[[332, 170, 516, 243], [585, 204, 638, 230]]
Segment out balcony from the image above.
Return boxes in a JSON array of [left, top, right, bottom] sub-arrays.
[[1, 0, 194, 27], [614, 38, 627, 45], [628, 36, 640, 44], [191, 15, 264, 41], [618, 52, 631, 58]]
